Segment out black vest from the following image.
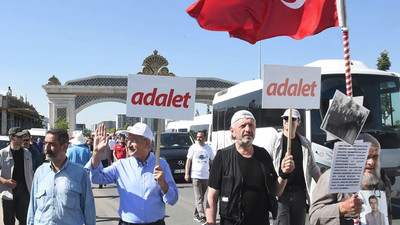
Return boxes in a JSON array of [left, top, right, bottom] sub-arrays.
[[219, 144, 278, 224]]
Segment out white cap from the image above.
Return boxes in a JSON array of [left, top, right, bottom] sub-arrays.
[[281, 109, 301, 119], [231, 110, 256, 127], [121, 122, 153, 141]]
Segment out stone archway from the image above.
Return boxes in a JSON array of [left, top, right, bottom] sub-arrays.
[[43, 50, 236, 135]]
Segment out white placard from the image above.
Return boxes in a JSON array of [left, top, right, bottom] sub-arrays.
[[262, 65, 321, 109], [328, 141, 370, 193], [126, 74, 196, 120]]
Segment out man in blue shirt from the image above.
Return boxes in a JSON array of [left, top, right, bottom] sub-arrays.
[[66, 132, 91, 166], [27, 128, 96, 225], [89, 122, 178, 225]]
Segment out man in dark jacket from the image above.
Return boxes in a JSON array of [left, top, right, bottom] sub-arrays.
[[206, 110, 295, 225], [22, 130, 43, 172]]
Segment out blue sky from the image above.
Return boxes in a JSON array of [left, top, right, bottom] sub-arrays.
[[1, 1, 399, 129]]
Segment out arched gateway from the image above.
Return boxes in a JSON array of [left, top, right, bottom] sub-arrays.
[[42, 51, 236, 135]]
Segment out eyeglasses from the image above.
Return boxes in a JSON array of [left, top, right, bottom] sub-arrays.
[[283, 117, 298, 121], [23, 139, 30, 142]]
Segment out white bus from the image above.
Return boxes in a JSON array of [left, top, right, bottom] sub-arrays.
[[166, 114, 212, 143], [211, 59, 400, 198]]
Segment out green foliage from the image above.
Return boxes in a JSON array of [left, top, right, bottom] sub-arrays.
[[55, 117, 69, 130], [83, 129, 92, 137], [207, 104, 212, 114], [123, 123, 130, 130], [377, 50, 391, 71], [195, 109, 200, 116], [107, 128, 115, 134], [380, 93, 394, 122]]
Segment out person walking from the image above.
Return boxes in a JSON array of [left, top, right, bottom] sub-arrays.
[[66, 132, 91, 166], [206, 110, 295, 225], [0, 127, 34, 225], [266, 108, 321, 225], [89, 123, 178, 225], [27, 128, 95, 225], [309, 133, 392, 225], [22, 130, 43, 172], [185, 130, 215, 224], [113, 135, 127, 161]]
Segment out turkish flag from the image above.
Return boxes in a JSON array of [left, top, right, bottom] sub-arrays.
[[187, 0, 339, 44]]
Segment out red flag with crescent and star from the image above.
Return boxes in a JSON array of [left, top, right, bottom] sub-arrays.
[[186, 0, 339, 44]]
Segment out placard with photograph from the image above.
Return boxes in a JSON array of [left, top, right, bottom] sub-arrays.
[[321, 90, 370, 145], [359, 190, 389, 225]]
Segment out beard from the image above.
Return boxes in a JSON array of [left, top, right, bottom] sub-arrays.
[[237, 134, 254, 147], [362, 164, 381, 186], [45, 150, 56, 161]]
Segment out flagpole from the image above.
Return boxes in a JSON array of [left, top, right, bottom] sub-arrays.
[[337, 0, 352, 98], [259, 41, 262, 79], [342, 27, 352, 98], [338, 0, 358, 223]]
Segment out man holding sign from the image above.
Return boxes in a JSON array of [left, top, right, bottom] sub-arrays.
[[266, 108, 321, 225], [88, 123, 178, 225], [309, 133, 392, 225]]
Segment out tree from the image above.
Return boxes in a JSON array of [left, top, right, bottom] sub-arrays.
[[33, 116, 44, 128], [123, 123, 130, 130], [55, 117, 69, 130], [377, 50, 391, 71], [195, 109, 200, 116], [206, 104, 212, 114], [107, 128, 115, 134], [83, 129, 92, 137], [377, 50, 395, 127]]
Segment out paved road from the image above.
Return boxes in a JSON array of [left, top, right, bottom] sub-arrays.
[[93, 182, 400, 225], [1, 182, 399, 224]]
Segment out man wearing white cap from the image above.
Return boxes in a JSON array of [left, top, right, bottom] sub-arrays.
[[266, 108, 321, 225], [89, 123, 178, 225], [206, 110, 295, 225]]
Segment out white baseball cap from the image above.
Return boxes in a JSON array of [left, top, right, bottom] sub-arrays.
[[281, 109, 301, 119], [231, 110, 256, 127], [121, 122, 153, 141]]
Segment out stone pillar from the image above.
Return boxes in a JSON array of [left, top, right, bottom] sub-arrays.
[[68, 99, 76, 136], [47, 94, 76, 136], [1, 109, 7, 135], [48, 101, 55, 130]]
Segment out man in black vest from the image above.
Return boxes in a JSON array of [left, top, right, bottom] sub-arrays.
[[206, 110, 295, 225]]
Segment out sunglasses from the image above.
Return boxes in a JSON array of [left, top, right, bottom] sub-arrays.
[[283, 117, 298, 121], [23, 139, 30, 142]]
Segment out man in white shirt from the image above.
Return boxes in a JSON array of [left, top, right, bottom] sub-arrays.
[[185, 130, 215, 224]]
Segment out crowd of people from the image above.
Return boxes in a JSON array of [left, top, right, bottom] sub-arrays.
[[0, 109, 393, 225]]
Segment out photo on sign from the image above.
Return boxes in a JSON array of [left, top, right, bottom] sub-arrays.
[[359, 190, 389, 225], [321, 90, 370, 145]]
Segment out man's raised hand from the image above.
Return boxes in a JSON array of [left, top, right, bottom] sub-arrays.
[[94, 123, 109, 154]]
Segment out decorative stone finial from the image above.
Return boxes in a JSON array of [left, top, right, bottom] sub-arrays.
[[47, 75, 61, 85]]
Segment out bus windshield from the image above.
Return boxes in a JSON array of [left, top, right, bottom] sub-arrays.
[[311, 74, 400, 149]]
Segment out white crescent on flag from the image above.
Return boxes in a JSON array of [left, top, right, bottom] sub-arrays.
[[280, 0, 306, 9]]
